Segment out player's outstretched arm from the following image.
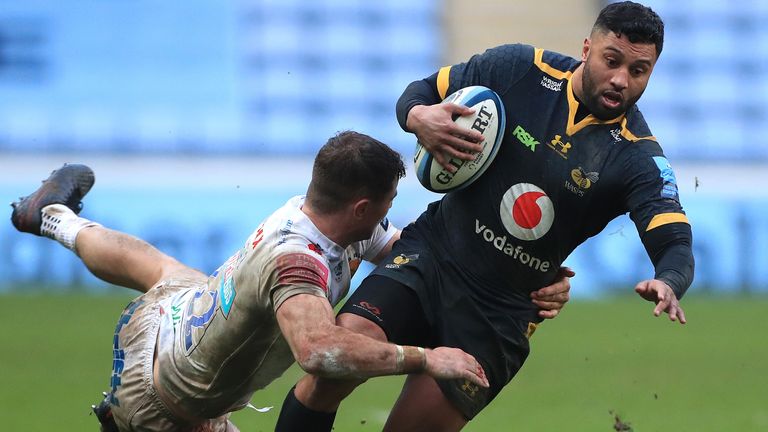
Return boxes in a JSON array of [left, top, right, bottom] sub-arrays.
[[530, 266, 575, 319], [276, 293, 489, 387], [634, 279, 687, 324]]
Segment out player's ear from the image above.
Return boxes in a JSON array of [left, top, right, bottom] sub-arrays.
[[352, 199, 370, 219], [582, 38, 590, 62]]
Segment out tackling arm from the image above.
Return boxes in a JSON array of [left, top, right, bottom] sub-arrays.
[[275, 293, 488, 386]]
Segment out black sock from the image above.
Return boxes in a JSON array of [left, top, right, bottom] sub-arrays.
[[274, 385, 337, 432]]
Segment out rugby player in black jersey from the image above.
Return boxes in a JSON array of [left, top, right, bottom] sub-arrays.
[[276, 2, 694, 431]]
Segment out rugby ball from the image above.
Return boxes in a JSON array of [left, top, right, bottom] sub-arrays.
[[414, 86, 506, 193]]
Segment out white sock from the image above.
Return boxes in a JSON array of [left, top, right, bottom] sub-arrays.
[[40, 204, 102, 254]]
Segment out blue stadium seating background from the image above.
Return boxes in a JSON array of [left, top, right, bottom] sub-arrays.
[[1, 0, 766, 295], [2, 1, 765, 160], [0, 0, 436, 155]]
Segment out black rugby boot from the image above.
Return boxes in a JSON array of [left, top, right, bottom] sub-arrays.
[[10, 163, 95, 235]]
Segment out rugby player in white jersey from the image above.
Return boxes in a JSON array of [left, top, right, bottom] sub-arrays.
[[10, 131, 509, 431]]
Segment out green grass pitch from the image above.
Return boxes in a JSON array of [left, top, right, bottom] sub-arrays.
[[1, 293, 766, 431]]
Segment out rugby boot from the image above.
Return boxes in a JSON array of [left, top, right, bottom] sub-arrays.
[[92, 391, 119, 432], [10, 163, 95, 235]]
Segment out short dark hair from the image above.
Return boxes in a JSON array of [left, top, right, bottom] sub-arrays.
[[593, 1, 664, 57], [306, 131, 405, 214]]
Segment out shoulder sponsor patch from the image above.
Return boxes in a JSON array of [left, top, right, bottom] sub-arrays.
[[276, 253, 330, 294], [216, 248, 246, 317], [652, 156, 679, 199], [219, 276, 236, 318]]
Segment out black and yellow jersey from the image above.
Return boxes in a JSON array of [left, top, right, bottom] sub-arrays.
[[397, 44, 693, 321]]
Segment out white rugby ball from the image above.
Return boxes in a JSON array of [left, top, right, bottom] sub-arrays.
[[414, 85, 506, 193]]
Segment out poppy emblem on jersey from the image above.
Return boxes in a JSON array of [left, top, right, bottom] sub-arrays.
[[500, 183, 555, 241], [308, 242, 323, 255]]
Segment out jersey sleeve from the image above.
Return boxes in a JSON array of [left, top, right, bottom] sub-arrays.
[[351, 217, 399, 262], [267, 246, 332, 312], [621, 143, 695, 297], [622, 142, 689, 233]]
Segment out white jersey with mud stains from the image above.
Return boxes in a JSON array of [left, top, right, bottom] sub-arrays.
[[154, 195, 397, 418]]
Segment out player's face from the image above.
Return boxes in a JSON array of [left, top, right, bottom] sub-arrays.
[[580, 30, 657, 120]]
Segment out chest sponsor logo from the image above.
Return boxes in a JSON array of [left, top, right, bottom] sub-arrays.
[[475, 219, 551, 272], [548, 135, 571, 159], [513, 125, 539, 152], [565, 167, 600, 197], [499, 183, 554, 241], [540, 75, 563, 92], [652, 156, 679, 199], [385, 253, 419, 269]]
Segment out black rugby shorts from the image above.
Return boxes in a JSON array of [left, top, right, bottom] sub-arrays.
[[339, 229, 533, 420]]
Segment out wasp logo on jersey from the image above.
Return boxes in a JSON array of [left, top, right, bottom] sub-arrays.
[[512, 125, 539, 151], [565, 167, 599, 197], [385, 253, 419, 269], [548, 135, 572, 159]]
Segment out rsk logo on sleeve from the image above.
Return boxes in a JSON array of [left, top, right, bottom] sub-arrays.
[[500, 183, 554, 241]]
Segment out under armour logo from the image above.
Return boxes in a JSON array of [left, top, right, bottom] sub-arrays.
[[461, 380, 479, 398]]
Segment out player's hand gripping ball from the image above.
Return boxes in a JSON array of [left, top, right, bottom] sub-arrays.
[[414, 86, 506, 192]]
